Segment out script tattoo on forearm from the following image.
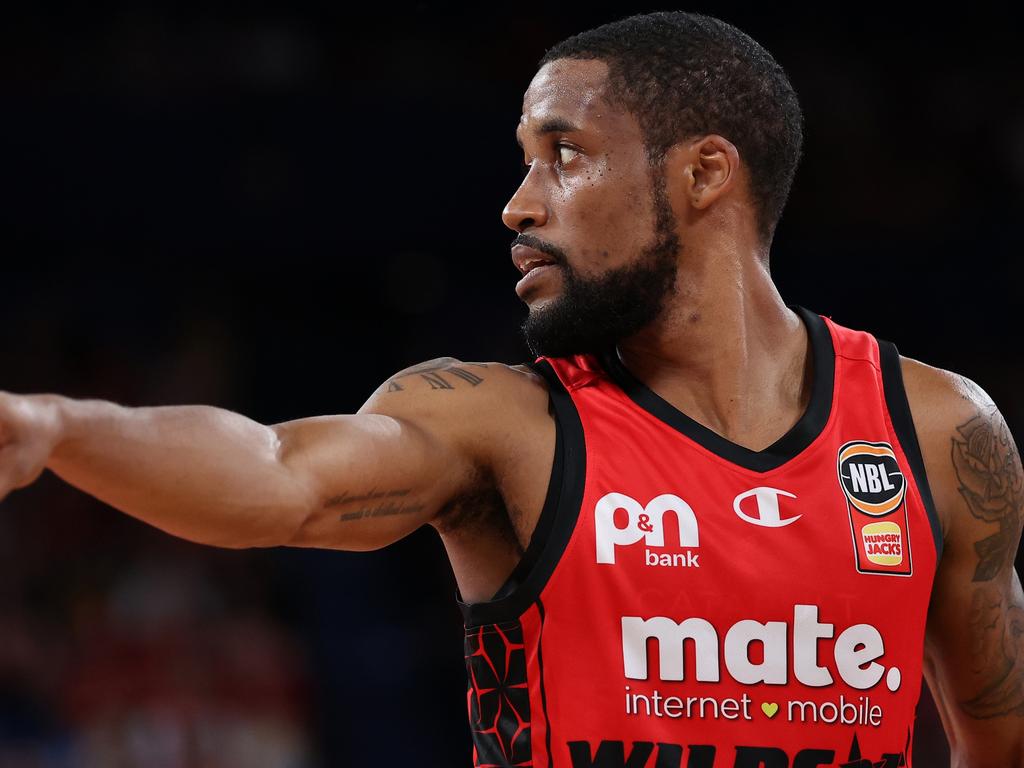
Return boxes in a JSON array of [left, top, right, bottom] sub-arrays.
[[326, 488, 426, 522], [951, 391, 1024, 718], [950, 399, 1023, 582], [381, 359, 490, 392]]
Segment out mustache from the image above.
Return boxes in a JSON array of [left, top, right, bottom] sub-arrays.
[[511, 233, 565, 265]]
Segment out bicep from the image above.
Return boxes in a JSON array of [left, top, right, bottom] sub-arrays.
[[924, 533, 1024, 749], [267, 357, 504, 552], [912, 367, 1024, 757], [270, 411, 475, 552]]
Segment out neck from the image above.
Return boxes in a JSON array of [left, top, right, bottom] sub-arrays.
[[614, 258, 812, 452]]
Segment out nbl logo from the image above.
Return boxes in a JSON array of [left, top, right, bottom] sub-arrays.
[[837, 442, 906, 515], [837, 441, 913, 576], [594, 492, 699, 566]]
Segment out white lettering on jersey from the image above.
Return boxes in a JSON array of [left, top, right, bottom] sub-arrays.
[[595, 492, 699, 565], [621, 604, 902, 691], [848, 462, 897, 494]]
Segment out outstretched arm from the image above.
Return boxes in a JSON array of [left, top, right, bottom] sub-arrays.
[[0, 357, 508, 551], [903, 358, 1024, 766]]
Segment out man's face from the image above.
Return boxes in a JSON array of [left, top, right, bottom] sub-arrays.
[[503, 58, 682, 358]]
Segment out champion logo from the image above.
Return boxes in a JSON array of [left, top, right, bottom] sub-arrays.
[[733, 486, 800, 528]]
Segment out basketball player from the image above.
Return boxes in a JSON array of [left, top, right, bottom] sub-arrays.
[[1, 11, 1021, 767]]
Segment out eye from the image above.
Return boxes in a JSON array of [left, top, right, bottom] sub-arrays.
[[518, 143, 580, 178], [557, 143, 580, 166]]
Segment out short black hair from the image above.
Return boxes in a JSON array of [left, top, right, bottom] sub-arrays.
[[538, 11, 804, 249]]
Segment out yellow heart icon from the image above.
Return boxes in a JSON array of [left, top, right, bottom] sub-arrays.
[[761, 702, 779, 718]]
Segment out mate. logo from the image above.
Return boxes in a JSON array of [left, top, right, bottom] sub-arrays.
[[836, 441, 913, 576]]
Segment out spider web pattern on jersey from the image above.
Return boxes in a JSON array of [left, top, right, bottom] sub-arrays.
[[465, 621, 532, 767]]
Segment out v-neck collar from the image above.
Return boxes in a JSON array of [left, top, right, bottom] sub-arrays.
[[596, 304, 835, 473]]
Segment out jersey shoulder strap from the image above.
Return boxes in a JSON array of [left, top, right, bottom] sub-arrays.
[[875, 336, 944, 561]]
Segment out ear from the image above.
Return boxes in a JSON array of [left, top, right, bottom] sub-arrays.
[[667, 134, 741, 209]]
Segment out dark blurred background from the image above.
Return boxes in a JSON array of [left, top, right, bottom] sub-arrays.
[[0, 2, 1021, 766]]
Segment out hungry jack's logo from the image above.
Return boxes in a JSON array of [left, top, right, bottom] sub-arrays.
[[837, 441, 913, 576]]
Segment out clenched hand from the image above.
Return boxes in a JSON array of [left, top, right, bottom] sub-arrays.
[[0, 391, 62, 503]]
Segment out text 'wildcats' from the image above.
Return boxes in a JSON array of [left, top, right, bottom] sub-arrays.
[[567, 737, 907, 767]]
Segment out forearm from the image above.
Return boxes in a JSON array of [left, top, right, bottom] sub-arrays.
[[40, 395, 310, 548]]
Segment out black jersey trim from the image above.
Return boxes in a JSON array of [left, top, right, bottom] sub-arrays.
[[536, 597, 554, 766], [877, 338, 944, 564], [458, 358, 587, 628], [597, 303, 835, 473], [479, 371, 564, 605]]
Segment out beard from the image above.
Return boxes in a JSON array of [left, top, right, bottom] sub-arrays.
[[519, 171, 681, 358]]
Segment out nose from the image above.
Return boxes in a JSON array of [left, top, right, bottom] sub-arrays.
[[501, 169, 548, 232]]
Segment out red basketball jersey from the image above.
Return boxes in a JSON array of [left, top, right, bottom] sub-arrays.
[[460, 304, 942, 768]]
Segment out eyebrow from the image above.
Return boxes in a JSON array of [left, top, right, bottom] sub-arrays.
[[515, 116, 583, 148]]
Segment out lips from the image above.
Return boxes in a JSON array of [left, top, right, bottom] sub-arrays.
[[511, 244, 557, 276]]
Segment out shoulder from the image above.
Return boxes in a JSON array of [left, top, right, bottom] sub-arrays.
[[357, 356, 553, 460], [896, 353, 1019, 548], [897, 353, 989, 414], [362, 358, 548, 399], [361, 356, 549, 402], [897, 353, 1001, 452], [897, 353, 994, 456]]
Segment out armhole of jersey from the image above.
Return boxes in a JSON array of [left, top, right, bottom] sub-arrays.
[[877, 337, 944, 564], [459, 358, 586, 628]]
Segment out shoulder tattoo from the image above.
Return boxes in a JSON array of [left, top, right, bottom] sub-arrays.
[[379, 359, 491, 393], [950, 394, 1023, 582]]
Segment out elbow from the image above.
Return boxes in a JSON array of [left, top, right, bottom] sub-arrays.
[[202, 427, 321, 550], [197, 525, 285, 550], [222, 529, 286, 550], [200, 501, 311, 551], [251, 502, 315, 549]]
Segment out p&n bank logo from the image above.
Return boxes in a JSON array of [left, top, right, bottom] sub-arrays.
[[595, 492, 700, 567]]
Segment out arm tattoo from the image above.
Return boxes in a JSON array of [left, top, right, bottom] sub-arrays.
[[950, 399, 1024, 582], [380, 360, 489, 393], [951, 387, 1024, 718], [961, 583, 1024, 718], [325, 488, 426, 522]]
